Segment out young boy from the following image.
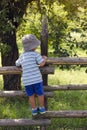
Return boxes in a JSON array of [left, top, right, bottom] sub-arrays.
[[15, 34, 47, 116]]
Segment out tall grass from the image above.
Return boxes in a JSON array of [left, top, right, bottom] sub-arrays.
[[48, 67, 87, 85], [47, 67, 87, 129]]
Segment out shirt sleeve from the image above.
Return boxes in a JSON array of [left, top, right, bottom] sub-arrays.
[[35, 52, 44, 64]]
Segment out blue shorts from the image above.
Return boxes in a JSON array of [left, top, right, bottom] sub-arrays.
[[25, 82, 44, 96]]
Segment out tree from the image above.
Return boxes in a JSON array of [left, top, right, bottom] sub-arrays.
[[17, 0, 87, 58], [47, 0, 87, 56], [17, 0, 68, 55], [0, 0, 33, 90], [58, 1, 87, 56]]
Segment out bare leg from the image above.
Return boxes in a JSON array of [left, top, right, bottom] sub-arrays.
[[29, 94, 36, 109], [37, 95, 44, 107]]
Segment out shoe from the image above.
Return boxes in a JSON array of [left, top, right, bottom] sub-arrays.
[[32, 108, 38, 116], [38, 107, 46, 114]]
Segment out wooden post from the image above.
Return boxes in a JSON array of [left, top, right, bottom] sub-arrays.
[[40, 16, 48, 130], [41, 15, 48, 108]]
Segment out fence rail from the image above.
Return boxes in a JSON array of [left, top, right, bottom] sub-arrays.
[[0, 66, 54, 75], [0, 119, 51, 126], [46, 57, 87, 65], [44, 84, 87, 91], [37, 110, 87, 118], [0, 90, 53, 97]]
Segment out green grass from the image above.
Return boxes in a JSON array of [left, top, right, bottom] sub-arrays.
[[48, 67, 87, 85], [47, 67, 87, 129], [0, 97, 32, 119]]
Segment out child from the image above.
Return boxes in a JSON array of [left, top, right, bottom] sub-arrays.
[[15, 34, 47, 116]]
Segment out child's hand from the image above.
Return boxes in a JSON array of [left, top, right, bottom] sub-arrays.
[[39, 56, 47, 67], [42, 56, 47, 60]]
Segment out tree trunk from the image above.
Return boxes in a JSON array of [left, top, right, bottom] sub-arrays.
[[0, 0, 34, 90], [1, 29, 21, 90]]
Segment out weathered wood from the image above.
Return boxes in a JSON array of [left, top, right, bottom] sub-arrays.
[[0, 66, 54, 75], [0, 91, 53, 98], [37, 110, 87, 118], [44, 84, 87, 91], [41, 15, 48, 130], [40, 66, 54, 74], [1, 57, 87, 75], [0, 119, 51, 126], [0, 84, 87, 98], [46, 57, 87, 65]]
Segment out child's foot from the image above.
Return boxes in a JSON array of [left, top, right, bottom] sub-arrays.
[[32, 108, 38, 116], [38, 107, 46, 114]]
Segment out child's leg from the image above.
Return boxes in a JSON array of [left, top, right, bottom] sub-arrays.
[[29, 95, 38, 116], [37, 94, 46, 114], [29, 94, 36, 109], [37, 95, 44, 107], [34, 82, 44, 107], [25, 85, 38, 115]]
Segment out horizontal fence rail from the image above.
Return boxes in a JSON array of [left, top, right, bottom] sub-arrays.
[[0, 85, 86, 98], [44, 84, 87, 91], [0, 119, 51, 126], [0, 57, 87, 75], [0, 91, 53, 98], [37, 110, 87, 118], [0, 66, 54, 75], [46, 57, 87, 65]]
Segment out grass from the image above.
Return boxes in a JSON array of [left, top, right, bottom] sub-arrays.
[[47, 67, 87, 129], [48, 67, 87, 85]]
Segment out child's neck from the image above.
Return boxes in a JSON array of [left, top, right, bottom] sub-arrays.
[[31, 48, 36, 51]]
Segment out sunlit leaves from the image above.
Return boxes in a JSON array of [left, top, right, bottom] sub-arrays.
[[0, 43, 11, 55], [17, 0, 87, 57]]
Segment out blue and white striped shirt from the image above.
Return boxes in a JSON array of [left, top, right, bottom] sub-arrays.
[[15, 51, 44, 86]]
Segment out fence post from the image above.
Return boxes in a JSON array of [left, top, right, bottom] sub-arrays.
[[40, 16, 48, 130]]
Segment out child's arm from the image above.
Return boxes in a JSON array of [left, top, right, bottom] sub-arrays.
[[39, 56, 47, 67]]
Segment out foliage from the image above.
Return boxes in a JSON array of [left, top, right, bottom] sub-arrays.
[[48, 2, 69, 56], [17, 1, 69, 56], [58, 0, 87, 16], [0, 43, 11, 55], [65, 8, 87, 56], [0, 0, 33, 52], [17, 0, 87, 57], [47, 1, 87, 56], [0, 0, 87, 57]]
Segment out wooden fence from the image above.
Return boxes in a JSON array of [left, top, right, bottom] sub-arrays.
[[0, 57, 87, 129]]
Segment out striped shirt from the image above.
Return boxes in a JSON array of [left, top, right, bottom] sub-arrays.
[[15, 51, 44, 86]]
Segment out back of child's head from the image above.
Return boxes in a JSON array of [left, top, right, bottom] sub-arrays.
[[22, 34, 41, 51]]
